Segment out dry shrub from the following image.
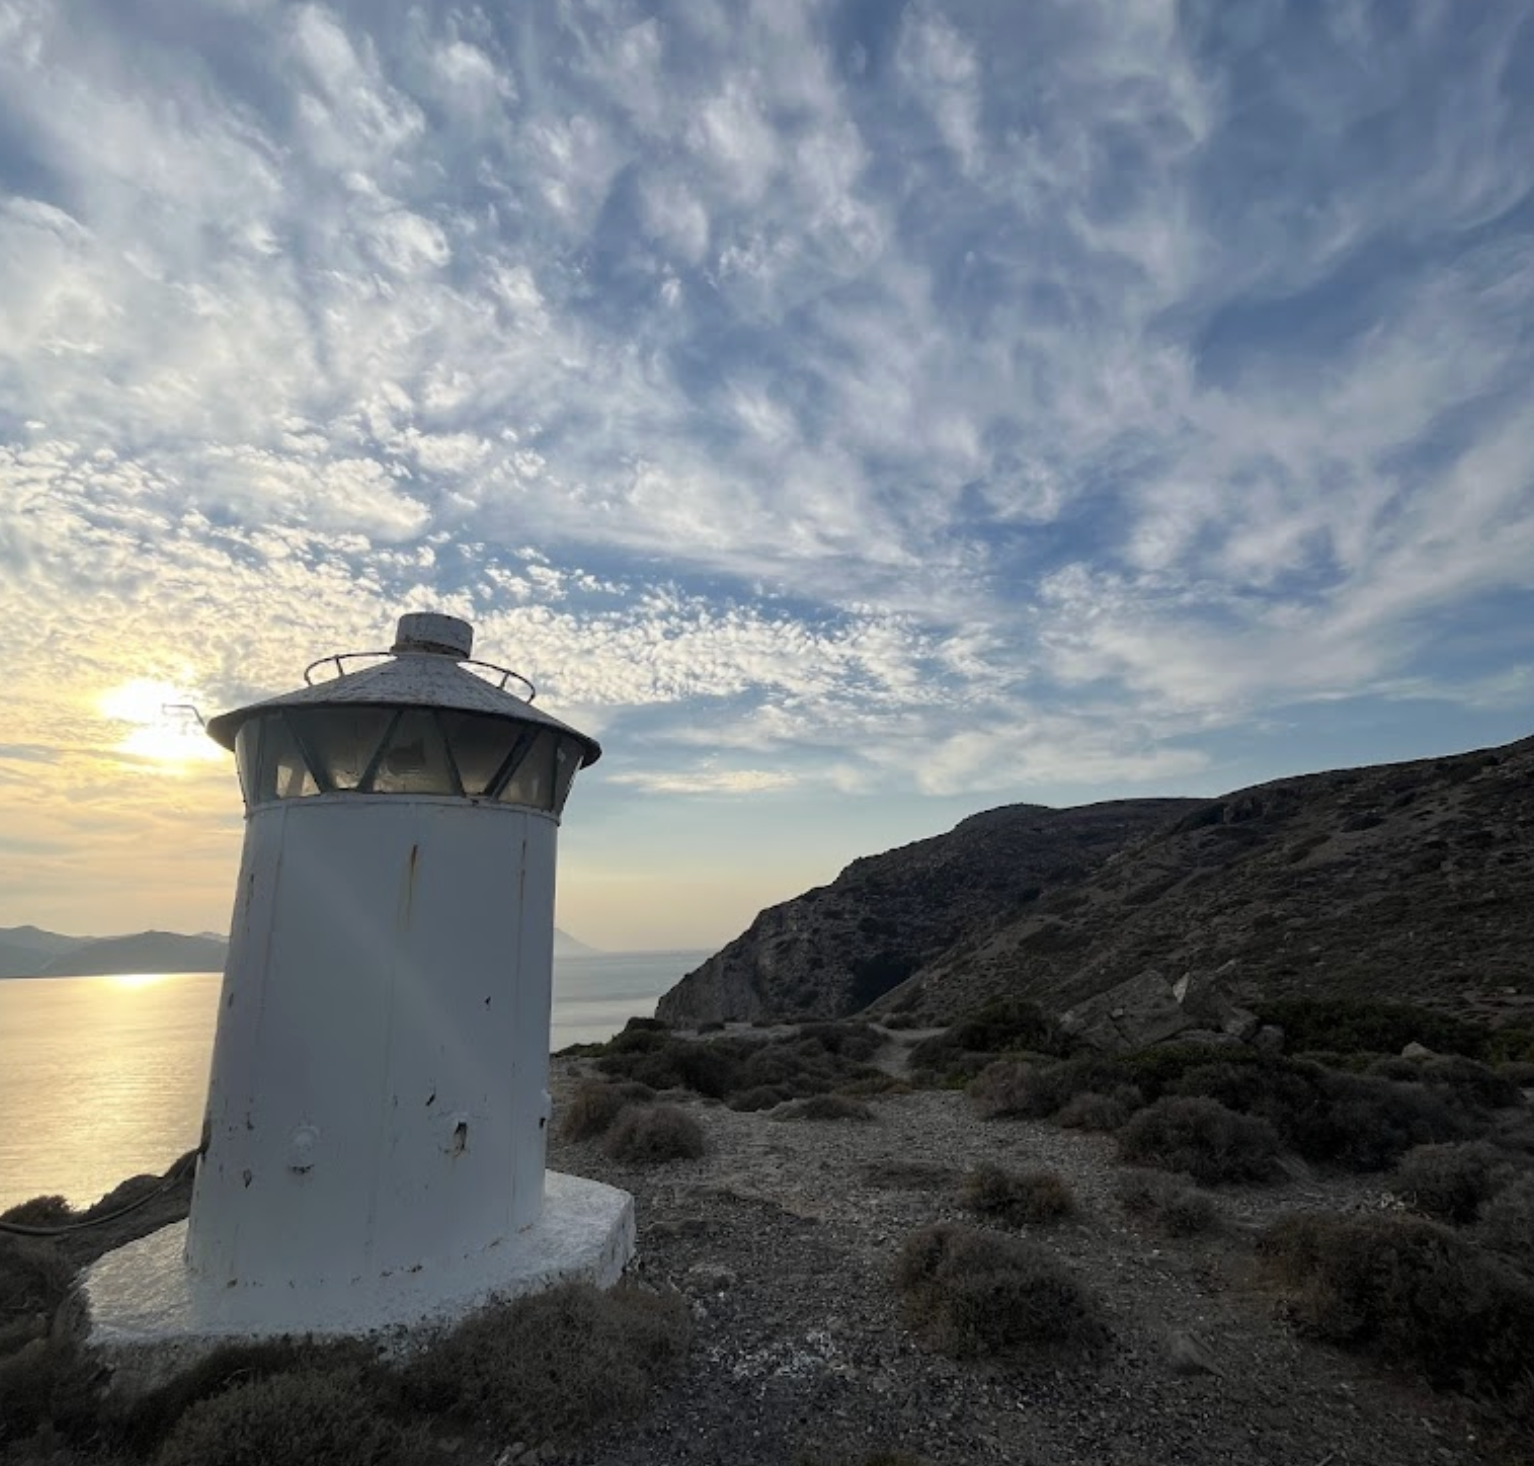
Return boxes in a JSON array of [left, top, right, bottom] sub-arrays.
[[154, 1367, 412, 1466], [968, 1056, 1133, 1121], [895, 1224, 1108, 1360], [1114, 1171, 1219, 1237], [1388, 1142, 1518, 1225], [396, 1282, 689, 1441], [558, 1080, 655, 1142], [1119, 1097, 1280, 1184], [111, 1337, 379, 1458], [1480, 1174, 1534, 1269], [958, 1166, 1074, 1226], [726, 1085, 790, 1113], [0, 1336, 101, 1448], [0, 1237, 74, 1323], [1056, 1088, 1142, 1132], [771, 1095, 874, 1123], [603, 1104, 705, 1162], [966, 1060, 1042, 1119], [1258, 1214, 1534, 1412], [0, 1196, 73, 1228]]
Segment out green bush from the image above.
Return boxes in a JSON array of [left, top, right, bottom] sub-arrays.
[[557, 1080, 655, 1142], [1255, 999, 1491, 1060], [395, 1283, 689, 1441], [0, 1336, 100, 1448], [894, 1224, 1108, 1360], [1388, 1142, 1516, 1225], [1258, 1214, 1534, 1412], [1114, 1171, 1219, 1236], [907, 999, 1066, 1074], [154, 1366, 411, 1466], [1118, 1098, 1280, 1184], [0, 1237, 74, 1323], [1306, 1071, 1472, 1171], [967, 1055, 1132, 1121], [111, 1338, 379, 1458], [1055, 1087, 1143, 1132], [958, 1166, 1074, 1225], [603, 1105, 706, 1162], [599, 1025, 887, 1106]]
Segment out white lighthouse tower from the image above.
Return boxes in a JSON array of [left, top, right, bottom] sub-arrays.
[[82, 612, 634, 1353]]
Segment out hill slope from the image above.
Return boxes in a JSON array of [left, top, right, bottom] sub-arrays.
[[895, 735, 1534, 1024], [658, 734, 1534, 1027], [655, 799, 1198, 1024]]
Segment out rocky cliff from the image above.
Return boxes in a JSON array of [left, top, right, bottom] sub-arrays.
[[655, 799, 1198, 1024], [657, 734, 1534, 1028]]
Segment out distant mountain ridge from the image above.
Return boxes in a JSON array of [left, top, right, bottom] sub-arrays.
[[1, 926, 598, 976], [657, 733, 1534, 1029]]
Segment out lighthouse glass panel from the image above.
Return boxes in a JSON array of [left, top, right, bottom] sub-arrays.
[[243, 714, 320, 802], [437, 710, 524, 797], [552, 736, 581, 815], [500, 728, 558, 811], [369, 708, 459, 795], [282, 706, 393, 791]]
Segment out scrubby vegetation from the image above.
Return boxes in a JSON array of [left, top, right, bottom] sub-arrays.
[[1254, 999, 1494, 1060], [1118, 1098, 1280, 1184], [395, 1282, 690, 1440], [0, 1279, 689, 1464], [1113, 1171, 1219, 1236], [156, 1366, 414, 1466], [558, 1078, 656, 1142], [958, 1165, 1074, 1226], [906, 999, 1068, 1080], [1259, 1214, 1534, 1416], [962, 1036, 1520, 1176], [894, 1223, 1108, 1360], [1387, 1142, 1523, 1225], [587, 1020, 888, 1111], [603, 1104, 707, 1162]]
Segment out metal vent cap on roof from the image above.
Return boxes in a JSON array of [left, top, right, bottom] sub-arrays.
[[392, 612, 472, 659]]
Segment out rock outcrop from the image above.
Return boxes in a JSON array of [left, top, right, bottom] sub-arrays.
[[655, 800, 1198, 1024], [658, 733, 1534, 1028]]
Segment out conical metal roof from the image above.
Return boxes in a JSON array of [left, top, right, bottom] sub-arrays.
[[204, 612, 601, 766]]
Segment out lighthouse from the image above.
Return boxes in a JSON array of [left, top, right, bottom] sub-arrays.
[[82, 612, 635, 1356]]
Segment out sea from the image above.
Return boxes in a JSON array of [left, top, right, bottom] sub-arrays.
[[0, 951, 704, 1213]]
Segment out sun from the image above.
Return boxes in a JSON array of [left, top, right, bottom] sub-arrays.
[[100, 679, 223, 770]]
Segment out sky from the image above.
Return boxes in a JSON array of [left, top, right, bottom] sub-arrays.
[[1, 0, 1532, 952]]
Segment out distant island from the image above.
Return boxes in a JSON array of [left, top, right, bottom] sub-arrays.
[[0, 925, 599, 977]]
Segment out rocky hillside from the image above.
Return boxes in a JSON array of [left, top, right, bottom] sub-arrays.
[[657, 734, 1534, 1028], [655, 799, 1198, 1024]]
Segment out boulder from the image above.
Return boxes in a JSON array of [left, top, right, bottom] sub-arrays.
[[1173, 969, 1238, 1029], [1060, 971, 1195, 1051], [1221, 1007, 1262, 1042], [1401, 1041, 1437, 1060]]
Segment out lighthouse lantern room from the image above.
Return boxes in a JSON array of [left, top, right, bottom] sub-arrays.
[[81, 612, 635, 1360]]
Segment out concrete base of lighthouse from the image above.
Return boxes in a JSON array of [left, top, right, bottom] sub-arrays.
[[74, 1171, 635, 1394]]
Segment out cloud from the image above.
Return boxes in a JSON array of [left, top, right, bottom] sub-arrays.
[[0, 0, 1532, 940]]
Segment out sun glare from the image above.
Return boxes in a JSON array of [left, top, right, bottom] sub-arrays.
[[101, 678, 222, 770], [110, 972, 170, 991]]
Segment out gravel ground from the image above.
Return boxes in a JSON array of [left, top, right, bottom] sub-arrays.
[[542, 1040, 1500, 1466]]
